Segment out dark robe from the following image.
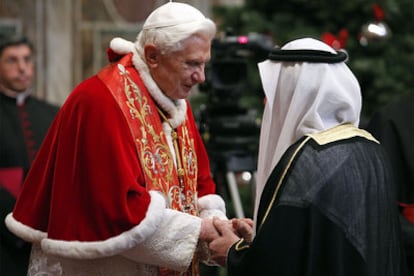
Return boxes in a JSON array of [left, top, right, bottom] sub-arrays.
[[227, 126, 406, 276], [0, 92, 59, 276], [366, 93, 414, 274]]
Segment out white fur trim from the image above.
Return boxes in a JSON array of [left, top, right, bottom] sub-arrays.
[[109, 37, 135, 54], [5, 213, 47, 243], [122, 208, 202, 272], [28, 191, 166, 259], [130, 44, 187, 128], [198, 194, 227, 219]]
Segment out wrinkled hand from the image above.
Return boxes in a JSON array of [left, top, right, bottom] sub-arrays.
[[231, 218, 254, 242], [199, 218, 221, 243], [198, 218, 233, 265], [208, 217, 242, 266]]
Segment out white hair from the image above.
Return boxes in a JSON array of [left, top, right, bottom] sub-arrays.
[[134, 2, 216, 57], [135, 19, 216, 56]]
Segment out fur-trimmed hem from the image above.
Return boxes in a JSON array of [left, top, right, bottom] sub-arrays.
[[41, 191, 165, 259], [5, 213, 47, 243], [6, 191, 167, 259]]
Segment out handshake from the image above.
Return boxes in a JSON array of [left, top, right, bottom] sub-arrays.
[[199, 217, 254, 267]]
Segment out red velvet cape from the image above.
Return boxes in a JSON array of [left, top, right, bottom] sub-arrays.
[[11, 55, 216, 243]]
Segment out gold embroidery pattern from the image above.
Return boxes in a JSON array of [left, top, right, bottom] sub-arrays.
[[99, 60, 200, 276], [179, 125, 198, 214], [157, 106, 198, 214], [118, 64, 174, 196], [116, 64, 198, 213]]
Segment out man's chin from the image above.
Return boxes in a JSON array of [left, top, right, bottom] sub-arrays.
[[176, 89, 192, 100], [165, 88, 192, 100], [184, 87, 194, 96]]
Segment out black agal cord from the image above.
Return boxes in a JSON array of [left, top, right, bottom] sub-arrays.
[[268, 49, 348, 63]]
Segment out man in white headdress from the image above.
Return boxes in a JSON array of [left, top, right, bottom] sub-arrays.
[[5, 2, 227, 275], [208, 37, 406, 276]]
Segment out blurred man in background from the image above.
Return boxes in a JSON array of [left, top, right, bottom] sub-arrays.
[[0, 34, 59, 275], [366, 93, 414, 275]]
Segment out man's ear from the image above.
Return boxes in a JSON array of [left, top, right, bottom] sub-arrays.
[[144, 44, 159, 69]]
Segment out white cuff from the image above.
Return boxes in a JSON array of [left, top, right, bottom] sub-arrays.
[[122, 208, 202, 272], [198, 194, 227, 219]]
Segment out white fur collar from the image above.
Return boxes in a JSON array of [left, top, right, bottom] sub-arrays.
[[109, 37, 187, 129]]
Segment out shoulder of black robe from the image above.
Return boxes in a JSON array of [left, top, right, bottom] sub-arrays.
[[227, 135, 406, 276], [21, 96, 60, 152], [0, 93, 59, 171]]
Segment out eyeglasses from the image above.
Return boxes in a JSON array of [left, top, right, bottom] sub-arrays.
[[182, 60, 205, 73]]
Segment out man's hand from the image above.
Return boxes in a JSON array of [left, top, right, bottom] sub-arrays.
[[231, 218, 254, 242], [208, 217, 242, 266], [199, 218, 220, 243]]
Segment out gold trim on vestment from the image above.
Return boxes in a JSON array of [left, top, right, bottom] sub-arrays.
[[99, 55, 201, 276], [307, 123, 379, 145], [234, 238, 250, 251], [258, 137, 311, 232], [98, 59, 199, 216]]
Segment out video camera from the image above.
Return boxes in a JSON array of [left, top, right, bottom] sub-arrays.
[[201, 32, 274, 102], [199, 32, 273, 150]]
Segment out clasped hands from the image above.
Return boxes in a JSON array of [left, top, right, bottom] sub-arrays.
[[200, 217, 254, 266]]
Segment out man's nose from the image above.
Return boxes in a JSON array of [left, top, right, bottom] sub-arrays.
[[192, 65, 205, 83], [17, 59, 30, 71]]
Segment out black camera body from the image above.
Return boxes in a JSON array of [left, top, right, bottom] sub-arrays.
[[199, 33, 273, 151]]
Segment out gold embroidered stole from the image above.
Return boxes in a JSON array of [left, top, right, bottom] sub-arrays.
[[98, 54, 201, 275], [97, 54, 198, 215]]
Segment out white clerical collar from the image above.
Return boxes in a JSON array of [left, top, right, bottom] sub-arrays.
[[0, 86, 32, 106]]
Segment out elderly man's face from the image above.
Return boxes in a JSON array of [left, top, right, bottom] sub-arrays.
[[145, 34, 211, 100]]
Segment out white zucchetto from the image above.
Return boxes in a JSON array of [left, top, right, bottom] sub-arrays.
[[143, 2, 206, 30]]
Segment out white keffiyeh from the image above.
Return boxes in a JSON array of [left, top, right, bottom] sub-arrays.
[[254, 38, 361, 222]]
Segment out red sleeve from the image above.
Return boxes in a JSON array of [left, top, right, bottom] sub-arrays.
[[13, 76, 151, 241]]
